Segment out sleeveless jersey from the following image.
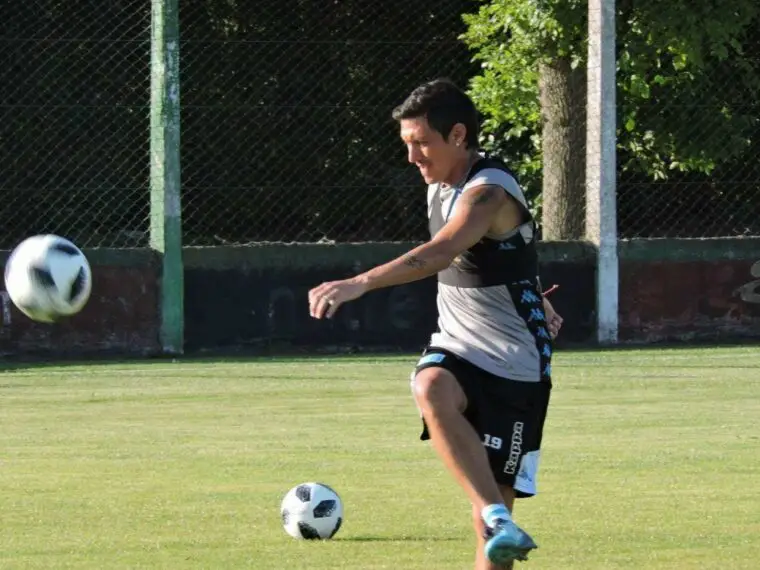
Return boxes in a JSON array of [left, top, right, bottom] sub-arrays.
[[427, 155, 552, 383]]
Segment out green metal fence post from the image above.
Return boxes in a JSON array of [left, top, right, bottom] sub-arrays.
[[150, 0, 183, 354]]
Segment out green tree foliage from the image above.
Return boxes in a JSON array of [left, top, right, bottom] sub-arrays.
[[0, 1, 479, 247], [3, 1, 759, 245], [462, 0, 760, 237]]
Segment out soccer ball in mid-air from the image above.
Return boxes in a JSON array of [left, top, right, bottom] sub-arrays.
[[280, 482, 343, 540], [4, 234, 92, 323]]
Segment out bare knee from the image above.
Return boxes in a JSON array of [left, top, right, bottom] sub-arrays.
[[412, 368, 466, 413]]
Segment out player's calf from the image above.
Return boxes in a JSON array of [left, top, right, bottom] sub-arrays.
[[473, 502, 536, 568], [412, 367, 505, 510], [473, 505, 515, 570], [483, 517, 537, 565]]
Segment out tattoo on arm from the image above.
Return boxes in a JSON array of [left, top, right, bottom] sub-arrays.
[[466, 185, 501, 206], [403, 255, 427, 269]]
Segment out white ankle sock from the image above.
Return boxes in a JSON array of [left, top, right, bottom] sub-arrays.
[[482, 503, 511, 528]]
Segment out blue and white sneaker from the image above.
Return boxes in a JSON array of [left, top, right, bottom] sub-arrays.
[[483, 518, 538, 564]]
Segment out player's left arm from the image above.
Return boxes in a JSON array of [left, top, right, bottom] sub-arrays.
[[308, 185, 505, 319], [542, 294, 563, 339]]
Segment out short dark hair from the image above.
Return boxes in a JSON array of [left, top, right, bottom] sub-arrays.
[[391, 78, 479, 148]]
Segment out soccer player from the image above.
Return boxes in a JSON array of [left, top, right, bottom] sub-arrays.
[[308, 78, 562, 569]]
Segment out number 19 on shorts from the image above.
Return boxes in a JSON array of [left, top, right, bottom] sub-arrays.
[[482, 434, 503, 450]]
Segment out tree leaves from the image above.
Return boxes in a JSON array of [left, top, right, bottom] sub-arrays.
[[462, 0, 760, 191]]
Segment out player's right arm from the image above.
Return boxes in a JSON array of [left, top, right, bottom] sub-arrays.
[[308, 184, 506, 319], [357, 184, 507, 291]]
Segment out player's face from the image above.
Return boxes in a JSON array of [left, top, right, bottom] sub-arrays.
[[399, 117, 462, 184]]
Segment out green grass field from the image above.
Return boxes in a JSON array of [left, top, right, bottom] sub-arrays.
[[1, 347, 758, 569]]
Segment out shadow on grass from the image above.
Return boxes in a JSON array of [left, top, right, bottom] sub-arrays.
[[0, 349, 421, 373], [337, 535, 462, 543], [2, 337, 760, 373]]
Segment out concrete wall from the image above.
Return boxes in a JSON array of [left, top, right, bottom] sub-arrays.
[[2, 239, 759, 356], [0, 249, 160, 356], [183, 242, 595, 351], [183, 239, 760, 351], [618, 239, 760, 343]]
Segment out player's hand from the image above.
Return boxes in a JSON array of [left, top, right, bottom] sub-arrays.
[[543, 296, 563, 339], [308, 278, 368, 319]]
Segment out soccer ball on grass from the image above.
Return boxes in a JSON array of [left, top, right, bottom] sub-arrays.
[[280, 482, 343, 540]]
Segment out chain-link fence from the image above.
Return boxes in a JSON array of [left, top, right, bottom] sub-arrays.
[[617, 63, 760, 238], [0, 1, 150, 249], [615, 26, 760, 239], [2, 2, 760, 249], [180, 0, 478, 245], [180, 1, 760, 244]]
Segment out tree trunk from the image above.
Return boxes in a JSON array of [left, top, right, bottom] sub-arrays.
[[539, 57, 587, 240]]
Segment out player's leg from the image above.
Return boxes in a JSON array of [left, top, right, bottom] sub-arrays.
[[476, 379, 551, 565], [412, 364, 505, 510], [473, 485, 517, 570], [412, 350, 536, 564]]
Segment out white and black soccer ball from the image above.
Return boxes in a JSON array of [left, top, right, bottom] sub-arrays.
[[280, 482, 343, 540], [4, 234, 92, 323]]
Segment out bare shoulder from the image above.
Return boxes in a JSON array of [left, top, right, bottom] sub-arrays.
[[462, 184, 508, 207], [462, 184, 524, 236], [462, 185, 523, 216]]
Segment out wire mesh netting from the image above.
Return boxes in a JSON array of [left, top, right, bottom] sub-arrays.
[[181, 1, 760, 244], [0, 1, 151, 249], [2, 2, 760, 249], [616, 36, 760, 238], [180, 0, 478, 245]]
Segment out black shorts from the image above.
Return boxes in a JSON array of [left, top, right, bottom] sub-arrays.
[[413, 347, 551, 498]]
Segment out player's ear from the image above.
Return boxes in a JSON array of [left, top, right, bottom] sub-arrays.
[[448, 123, 467, 147]]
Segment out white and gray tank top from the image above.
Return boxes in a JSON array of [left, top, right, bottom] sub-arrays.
[[427, 155, 552, 383]]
